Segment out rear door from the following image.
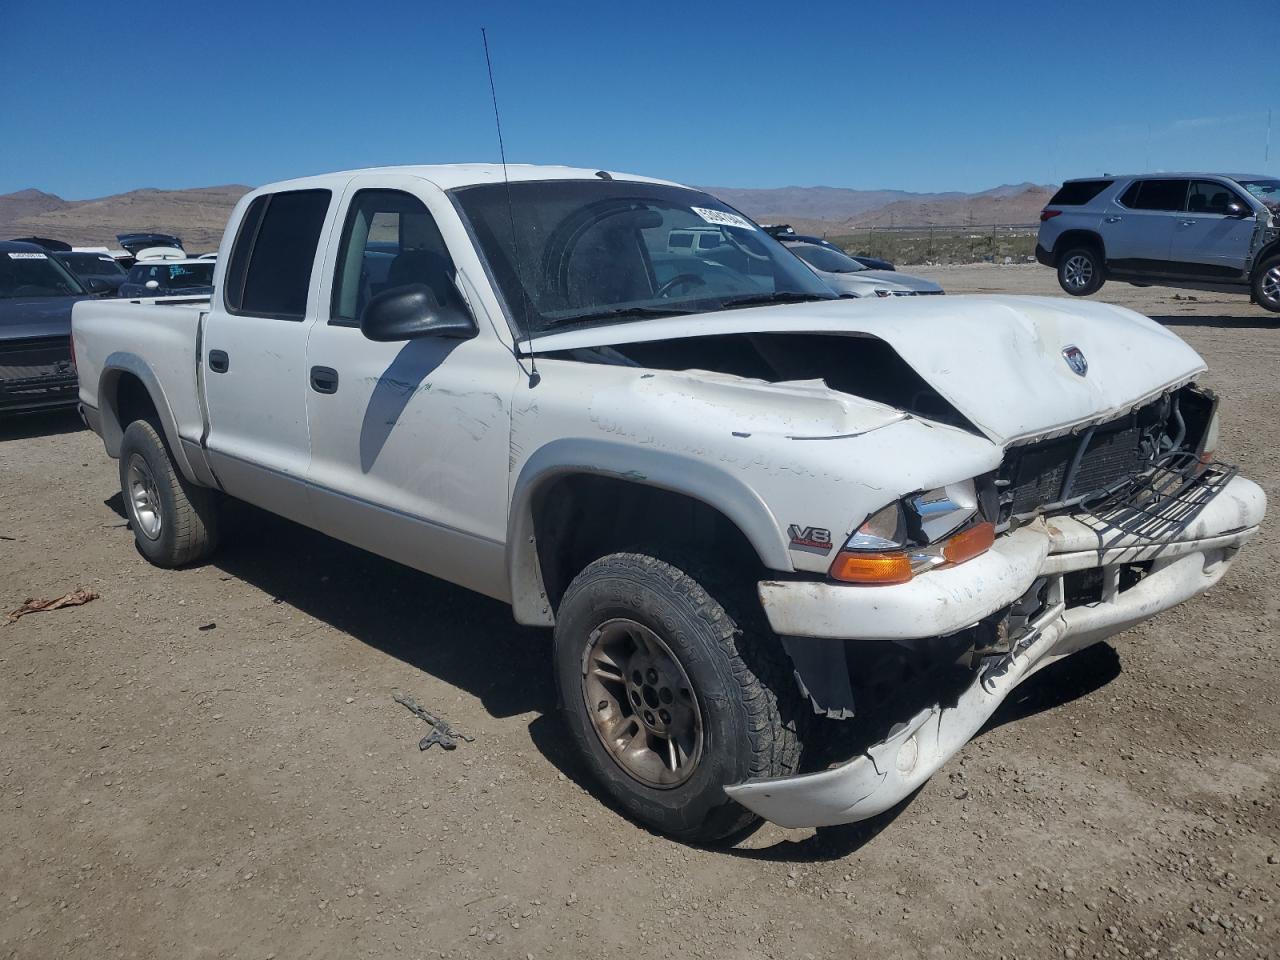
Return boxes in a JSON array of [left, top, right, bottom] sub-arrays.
[[200, 187, 337, 526], [1101, 178, 1188, 270], [303, 176, 517, 600], [1169, 179, 1257, 278]]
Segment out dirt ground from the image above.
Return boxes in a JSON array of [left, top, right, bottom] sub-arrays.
[[2, 265, 1277, 960]]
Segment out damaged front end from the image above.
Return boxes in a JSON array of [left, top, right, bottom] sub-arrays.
[[730, 385, 1265, 829]]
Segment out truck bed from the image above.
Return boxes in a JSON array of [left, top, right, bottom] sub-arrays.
[[72, 296, 211, 468]]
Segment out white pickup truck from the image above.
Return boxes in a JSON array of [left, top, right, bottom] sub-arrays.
[[73, 164, 1265, 842]]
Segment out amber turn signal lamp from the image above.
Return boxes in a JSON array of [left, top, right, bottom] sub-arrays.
[[829, 550, 914, 585], [941, 522, 995, 565]]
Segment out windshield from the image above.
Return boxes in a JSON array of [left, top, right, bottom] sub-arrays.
[[788, 243, 866, 274], [1238, 179, 1280, 212], [166, 263, 214, 287], [61, 252, 125, 276], [452, 180, 835, 336], [0, 249, 85, 299]]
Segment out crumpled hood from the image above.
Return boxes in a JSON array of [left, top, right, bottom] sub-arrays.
[[525, 295, 1206, 445], [0, 294, 86, 340]]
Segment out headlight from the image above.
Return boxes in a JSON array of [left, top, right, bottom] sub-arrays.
[[829, 480, 994, 585]]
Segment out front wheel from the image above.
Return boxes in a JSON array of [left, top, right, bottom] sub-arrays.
[[118, 419, 219, 567], [1252, 255, 1280, 313], [553, 553, 805, 842], [1057, 246, 1105, 296]]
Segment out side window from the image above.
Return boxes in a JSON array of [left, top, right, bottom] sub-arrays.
[[127, 266, 145, 283], [224, 189, 331, 320], [1126, 179, 1189, 212], [330, 189, 460, 325], [1187, 180, 1244, 215], [1119, 181, 1142, 207]]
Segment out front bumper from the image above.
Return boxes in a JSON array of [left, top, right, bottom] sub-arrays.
[[730, 471, 1265, 828]]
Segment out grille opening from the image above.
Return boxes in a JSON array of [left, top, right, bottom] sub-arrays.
[[997, 385, 1213, 526]]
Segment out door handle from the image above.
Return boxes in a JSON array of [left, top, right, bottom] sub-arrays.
[[310, 366, 339, 394], [208, 349, 229, 373], [1103, 216, 1122, 223]]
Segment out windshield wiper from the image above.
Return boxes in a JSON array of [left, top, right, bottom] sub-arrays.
[[538, 304, 699, 331], [715, 291, 831, 310]]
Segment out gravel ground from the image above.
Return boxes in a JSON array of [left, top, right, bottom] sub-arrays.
[[1, 264, 1277, 959]]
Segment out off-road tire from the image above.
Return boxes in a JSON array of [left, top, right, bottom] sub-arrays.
[[553, 552, 805, 842], [118, 419, 219, 567], [1252, 254, 1280, 313], [1057, 245, 1106, 296]]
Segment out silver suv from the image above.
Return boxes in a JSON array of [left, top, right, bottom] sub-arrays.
[[1035, 173, 1280, 313]]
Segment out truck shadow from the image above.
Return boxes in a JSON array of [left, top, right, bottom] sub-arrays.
[[210, 500, 1121, 862], [213, 501, 556, 721], [0, 409, 83, 442], [1149, 313, 1277, 330]]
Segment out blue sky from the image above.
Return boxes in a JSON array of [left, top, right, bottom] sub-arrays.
[[3, 0, 1277, 199]]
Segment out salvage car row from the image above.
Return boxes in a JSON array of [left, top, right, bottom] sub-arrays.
[[64, 163, 1264, 841], [1, 234, 215, 413]]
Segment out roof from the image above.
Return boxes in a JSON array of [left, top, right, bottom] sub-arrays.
[[253, 163, 683, 195], [1064, 172, 1273, 182]]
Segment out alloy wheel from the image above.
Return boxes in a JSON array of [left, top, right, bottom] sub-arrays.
[[580, 618, 704, 788], [1263, 265, 1280, 305], [127, 454, 163, 541], [1063, 254, 1094, 290]]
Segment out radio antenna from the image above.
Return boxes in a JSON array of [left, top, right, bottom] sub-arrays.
[[482, 28, 538, 386]]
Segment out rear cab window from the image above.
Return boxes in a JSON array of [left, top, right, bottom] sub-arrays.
[[224, 189, 332, 319], [1048, 180, 1113, 206]]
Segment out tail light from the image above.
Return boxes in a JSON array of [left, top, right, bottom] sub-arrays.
[[1039, 209, 1063, 222]]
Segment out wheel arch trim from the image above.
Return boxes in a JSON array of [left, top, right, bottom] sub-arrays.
[[98, 353, 207, 486], [506, 438, 793, 627]]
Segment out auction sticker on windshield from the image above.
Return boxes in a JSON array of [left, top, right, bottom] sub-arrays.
[[7, 252, 47, 260], [692, 207, 755, 231]]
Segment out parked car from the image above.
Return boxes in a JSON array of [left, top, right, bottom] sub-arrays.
[[764, 224, 896, 270], [114, 233, 185, 269], [73, 164, 1264, 842], [0, 240, 91, 414], [117, 259, 215, 298], [56, 251, 129, 296], [1036, 173, 1280, 312], [7, 236, 72, 253], [782, 239, 943, 297]]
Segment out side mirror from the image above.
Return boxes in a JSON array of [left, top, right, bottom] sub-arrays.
[[144, 279, 160, 291], [1225, 201, 1250, 218], [359, 283, 477, 342], [83, 277, 110, 295]]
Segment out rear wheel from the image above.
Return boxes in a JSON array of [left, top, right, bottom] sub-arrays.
[[1057, 246, 1105, 296], [553, 553, 805, 842], [118, 419, 219, 567], [1252, 255, 1280, 313]]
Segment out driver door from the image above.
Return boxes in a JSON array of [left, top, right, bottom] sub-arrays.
[[1169, 179, 1258, 277], [304, 176, 518, 601]]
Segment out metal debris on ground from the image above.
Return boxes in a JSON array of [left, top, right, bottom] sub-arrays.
[[6, 588, 99, 624], [392, 691, 475, 751]]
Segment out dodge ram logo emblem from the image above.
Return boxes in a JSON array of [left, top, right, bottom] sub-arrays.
[[1062, 345, 1088, 377]]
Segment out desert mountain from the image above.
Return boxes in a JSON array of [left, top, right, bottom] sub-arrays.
[[703, 182, 1054, 235], [0, 185, 250, 250], [0, 180, 1054, 252]]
